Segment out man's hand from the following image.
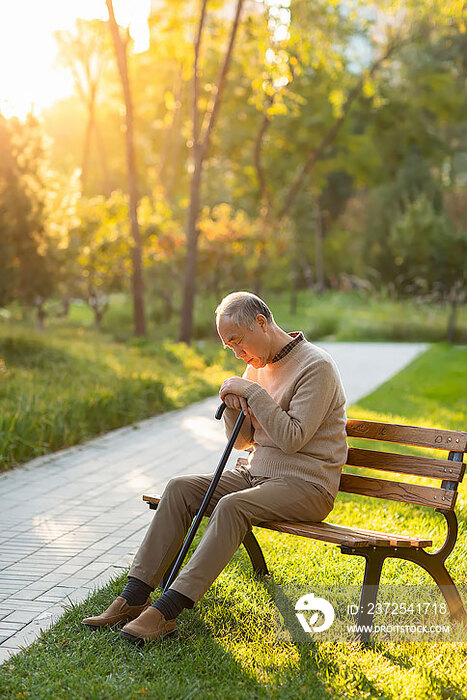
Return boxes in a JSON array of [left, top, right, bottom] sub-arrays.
[[219, 377, 258, 415], [222, 393, 249, 415]]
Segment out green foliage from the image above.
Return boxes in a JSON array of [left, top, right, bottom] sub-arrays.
[[70, 191, 132, 327], [2, 2, 466, 339], [268, 289, 467, 344], [361, 154, 444, 287], [0, 114, 55, 307], [338, 150, 467, 337], [389, 192, 466, 300]]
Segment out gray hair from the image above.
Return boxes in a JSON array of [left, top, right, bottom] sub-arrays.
[[215, 291, 274, 331]]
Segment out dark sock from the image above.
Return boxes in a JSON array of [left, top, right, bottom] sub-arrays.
[[120, 576, 154, 606], [152, 588, 194, 620]]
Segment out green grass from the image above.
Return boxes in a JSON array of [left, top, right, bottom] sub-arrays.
[[0, 325, 240, 472], [5, 288, 465, 473], [268, 289, 467, 344], [1, 345, 466, 698], [8, 289, 466, 344], [6, 284, 464, 472], [179, 287, 466, 344], [191, 289, 466, 344]]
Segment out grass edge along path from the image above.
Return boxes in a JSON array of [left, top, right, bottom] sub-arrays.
[[1, 344, 467, 699], [0, 326, 239, 473]]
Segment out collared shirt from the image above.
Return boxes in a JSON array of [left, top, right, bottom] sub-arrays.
[[270, 331, 305, 363]]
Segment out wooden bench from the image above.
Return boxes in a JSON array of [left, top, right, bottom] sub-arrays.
[[142, 418, 467, 642]]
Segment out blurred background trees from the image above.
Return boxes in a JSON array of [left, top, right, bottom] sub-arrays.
[[0, 0, 465, 342]]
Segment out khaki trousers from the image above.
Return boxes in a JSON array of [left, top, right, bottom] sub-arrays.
[[128, 464, 334, 604]]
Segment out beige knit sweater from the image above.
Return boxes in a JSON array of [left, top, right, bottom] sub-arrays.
[[222, 334, 348, 500]]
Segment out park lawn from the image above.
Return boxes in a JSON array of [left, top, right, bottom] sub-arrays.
[[192, 289, 467, 345], [0, 325, 240, 472], [2, 289, 465, 471], [12, 289, 467, 345], [0, 344, 466, 699]]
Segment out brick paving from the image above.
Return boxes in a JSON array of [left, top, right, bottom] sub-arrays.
[[0, 342, 427, 664]]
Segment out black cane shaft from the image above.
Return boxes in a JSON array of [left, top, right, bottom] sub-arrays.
[[162, 403, 246, 592]]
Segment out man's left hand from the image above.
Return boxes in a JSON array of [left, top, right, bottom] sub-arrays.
[[219, 377, 257, 402]]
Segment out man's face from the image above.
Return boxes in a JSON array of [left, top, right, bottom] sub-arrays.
[[217, 314, 270, 368]]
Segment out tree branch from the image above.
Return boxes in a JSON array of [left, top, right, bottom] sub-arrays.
[[105, 1, 131, 112], [253, 90, 274, 209], [199, 0, 244, 159], [254, 46, 301, 214], [193, 0, 208, 149], [277, 40, 401, 221]]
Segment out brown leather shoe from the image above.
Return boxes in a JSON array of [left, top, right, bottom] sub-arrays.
[[120, 606, 177, 645], [82, 596, 152, 630]]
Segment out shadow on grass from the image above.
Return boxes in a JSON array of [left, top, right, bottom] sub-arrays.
[[2, 532, 466, 698], [255, 562, 467, 698], [257, 575, 383, 699]]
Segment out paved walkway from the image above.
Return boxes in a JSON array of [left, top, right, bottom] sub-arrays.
[[0, 342, 427, 663]]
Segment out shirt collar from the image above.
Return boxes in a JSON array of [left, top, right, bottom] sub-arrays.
[[270, 331, 305, 363]]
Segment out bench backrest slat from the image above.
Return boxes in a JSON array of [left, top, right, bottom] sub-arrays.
[[346, 447, 465, 482], [342, 420, 466, 511], [339, 473, 457, 510], [346, 420, 467, 452]]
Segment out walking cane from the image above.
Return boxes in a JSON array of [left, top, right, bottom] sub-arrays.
[[162, 401, 246, 592]]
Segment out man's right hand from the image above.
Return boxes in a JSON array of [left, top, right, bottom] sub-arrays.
[[223, 392, 249, 416]]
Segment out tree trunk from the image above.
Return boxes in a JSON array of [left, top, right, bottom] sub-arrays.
[[159, 67, 184, 199], [290, 269, 299, 316], [106, 0, 146, 337], [447, 300, 457, 344], [179, 153, 203, 343], [81, 109, 94, 194], [301, 256, 314, 290], [88, 293, 108, 332], [61, 294, 71, 317], [94, 119, 112, 196], [290, 231, 304, 315], [178, 0, 244, 345], [253, 239, 267, 297], [314, 205, 324, 294], [94, 309, 102, 331], [253, 277, 263, 297], [213, 267, 221, 302], [35, 298, 46, 331]]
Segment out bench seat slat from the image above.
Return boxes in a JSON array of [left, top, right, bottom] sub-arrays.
[[141, 495, 432, 549], [302, 521, 430, 546], [143, 494, 162, 508], [346, 419, 467, 452], [340, 473, 456, 510], [259, 521, 432, 548], [347, 447, 465, 482], [257, 521, 375, 547]]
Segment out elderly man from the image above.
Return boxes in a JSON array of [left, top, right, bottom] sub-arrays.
[[82, 291, 348, 644]]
